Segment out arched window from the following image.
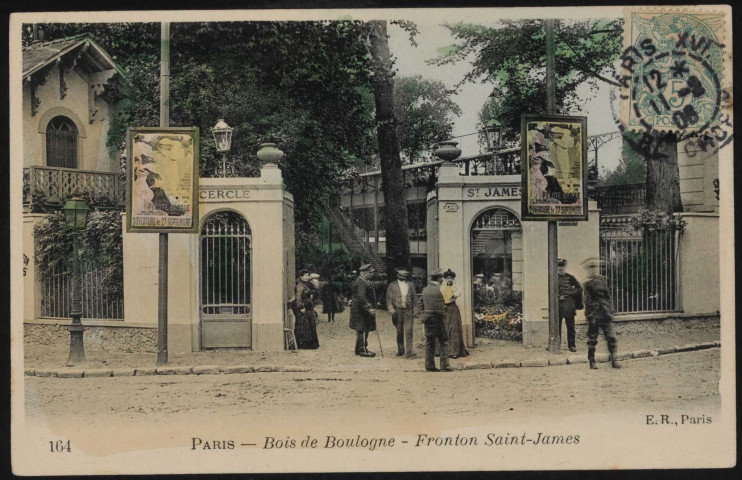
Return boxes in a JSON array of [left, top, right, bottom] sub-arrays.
[[46, 116, 78, 168]]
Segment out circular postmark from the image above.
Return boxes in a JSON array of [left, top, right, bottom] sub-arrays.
[[610, 11, 732, 159]]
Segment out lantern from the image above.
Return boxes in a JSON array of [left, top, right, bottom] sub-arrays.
[[484, 121, 503, 151], [61, 197, 90, 229], [212, 119, 233, 153]]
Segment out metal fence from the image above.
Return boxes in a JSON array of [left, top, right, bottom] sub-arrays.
[[599, 216, 678, 313], [41, 264, 124, 319]]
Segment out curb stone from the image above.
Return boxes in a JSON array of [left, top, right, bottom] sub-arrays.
[[461, 362, 491, 370], [696, 342, 716, 350], [135, 367, 157, 376], [595, 353, 610, 363], [111, 368, 136, 377], [493, 360, 520, 368], [34, 369, 58, 377], [713, 341, 721, 347], [549, 357, 568, 366], [254, 366, 282, 373], [674, 344, 696, 353], [222, 365, 254, 374], [57, 370, 84, 378], [632, 350, 653, 358], [156, 366, 193, 375], [614, 352, 633, 360], [24, 369, 35, 376], [656, 347, 675, 355], [566, 355, 588, 364], [193, 365, 223, 375], [521, 358, 549, 367], [85, 369, 112, 378]]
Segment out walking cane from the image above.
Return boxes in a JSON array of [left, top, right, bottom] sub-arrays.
[[369, 280, 384, 358]]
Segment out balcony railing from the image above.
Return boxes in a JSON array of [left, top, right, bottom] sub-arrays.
[[593, 183, 646, 214], [23, 166, 125, 209]]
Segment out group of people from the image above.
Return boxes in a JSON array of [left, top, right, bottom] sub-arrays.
[[558, 257, 621, 369], [292, 256, 622, 371], [349, 264, 468, 372]]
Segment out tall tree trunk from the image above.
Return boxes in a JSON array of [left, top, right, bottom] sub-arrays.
[[368, 20, 411, 277], [645, 132, 683, 213]]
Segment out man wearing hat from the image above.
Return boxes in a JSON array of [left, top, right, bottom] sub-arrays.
[[558, 259, 583, 352], [386, 268, 417, 357], [417, 268, 451, 372], [582, 257, 621, 369], [350, 264, 377, 357]]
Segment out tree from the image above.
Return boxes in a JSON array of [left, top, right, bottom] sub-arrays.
[[35, 21, 379, 255], [601, 131, 646, 186], [368, 20, 411, 276], [393, 75, 461, 164], [432, 18, 682, 213]]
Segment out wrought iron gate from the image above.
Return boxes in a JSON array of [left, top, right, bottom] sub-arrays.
[[599, 216, 678, 313], [200, 211, 252, 348], [40, 264, 124, 319]]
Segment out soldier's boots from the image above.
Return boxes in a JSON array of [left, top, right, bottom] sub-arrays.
[[610, 353, 622, 369], [588, 347, 598, 369]]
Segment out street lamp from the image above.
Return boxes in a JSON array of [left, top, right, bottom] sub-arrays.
[[212, 119, 234, 177], [484, 121, 503, 151], [61, 197, 90, 366]]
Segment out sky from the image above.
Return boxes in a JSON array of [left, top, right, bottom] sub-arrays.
[[387, 21, 624, 173]]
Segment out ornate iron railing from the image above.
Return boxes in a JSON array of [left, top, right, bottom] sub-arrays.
[[593, 183, 646, 214], [23, 166, 125, 208]]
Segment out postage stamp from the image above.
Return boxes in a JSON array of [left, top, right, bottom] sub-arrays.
[[619, 8, 728, 133]]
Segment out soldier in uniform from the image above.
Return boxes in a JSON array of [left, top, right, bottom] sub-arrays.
[[386, 268, 417, 358], [416, 268, 452, 372], [582, 258, 621, 369], [349, 264, 377, 357], [558, 259, 583, 352]]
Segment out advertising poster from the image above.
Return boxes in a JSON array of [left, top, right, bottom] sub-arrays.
[[126, 127, 199, 233], [521, 115, 587, 221]]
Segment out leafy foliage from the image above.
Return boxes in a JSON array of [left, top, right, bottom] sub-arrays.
[[627, 209, 687, 233], [601, 131, 647, 186], [394, 75, 461, 163], [431, 19, 622, 141], [35, 22, 379, 257], [34, 209, 124, 299]]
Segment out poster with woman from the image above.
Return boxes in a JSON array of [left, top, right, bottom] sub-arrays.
[[521, 115, 587, 221], [126, 127, 200, 233]]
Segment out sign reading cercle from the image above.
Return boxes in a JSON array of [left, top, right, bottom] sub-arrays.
[[466, 185, 521, 199], [199, 187, 253, 202]]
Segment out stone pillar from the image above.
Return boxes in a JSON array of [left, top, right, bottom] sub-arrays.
[[521, 221, 549, 347], [676, 213, 719, 315], [23, 213, 47, 321]]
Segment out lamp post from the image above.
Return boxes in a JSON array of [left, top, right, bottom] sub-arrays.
[[212, 119, 234, 177], [62, 197, 90, 366]]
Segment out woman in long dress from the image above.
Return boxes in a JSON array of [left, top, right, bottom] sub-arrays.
[[321, 274, 344, 322], [440, 269, 469, 358], [292, 270, 319, 349]]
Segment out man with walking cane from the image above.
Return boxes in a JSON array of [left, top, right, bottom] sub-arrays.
[[350, 264, 378, 357]]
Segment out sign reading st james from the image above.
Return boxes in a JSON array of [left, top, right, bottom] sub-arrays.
[[466, 185, 521, 199]]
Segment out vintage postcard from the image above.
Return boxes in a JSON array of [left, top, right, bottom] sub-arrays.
[[10, 6, 735, 475]]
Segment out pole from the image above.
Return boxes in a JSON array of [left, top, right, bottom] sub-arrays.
[[545, 18, 560, 353], [157, 22, 170, 365], [67, 231, 86, 365]]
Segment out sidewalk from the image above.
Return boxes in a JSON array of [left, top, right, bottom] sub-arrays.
[[24, 310, 720, 378]]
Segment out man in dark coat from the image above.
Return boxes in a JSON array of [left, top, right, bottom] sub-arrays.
[[582, 258, 621, 369], [386, 268, 416, 358], [350, 264, 377, 357], [558, 259, 583, 352], [416, 268, 451, 372]]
